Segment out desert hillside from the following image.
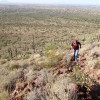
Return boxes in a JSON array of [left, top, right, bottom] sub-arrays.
[[0, 41, 100, 100], [0, 5, 100, 100]]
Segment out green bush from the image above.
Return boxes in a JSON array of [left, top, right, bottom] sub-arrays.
[[44, 42, 57, 51], [67, 65, 94, 91], [2, 54, 10, 59], [34, 49, 65, 68], [0, 41, 7, 47], [10, 63, 20, 70]]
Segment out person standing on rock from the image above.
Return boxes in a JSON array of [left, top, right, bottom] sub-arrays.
[[71, 40, 81, 61]]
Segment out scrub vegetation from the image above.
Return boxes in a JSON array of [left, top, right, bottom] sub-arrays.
[[0, 5, 100, 100]]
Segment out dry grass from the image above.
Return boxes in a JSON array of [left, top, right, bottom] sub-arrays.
[[0, 90, 10, 100], [0, 69, 23, 93]]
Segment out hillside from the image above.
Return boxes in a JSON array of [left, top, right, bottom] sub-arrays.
[[0, 41, 100, 100], [0, 5, 100, 100]]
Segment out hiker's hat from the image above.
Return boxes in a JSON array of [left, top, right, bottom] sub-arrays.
[[74, 40, 77, 44]]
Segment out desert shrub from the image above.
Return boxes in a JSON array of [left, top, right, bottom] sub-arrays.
[[84, 39, 94, 44], [10, 63, 20, 70], [73, 66, 89, 86], [0, 69, 23, 92], [44, 49, 65, 59], [61, 44, 71, 50], [89, 46, 100, 59], [0, 41, 7, 47], [34, 56, 54, 68], [34, 49, 65, 68], [90, 52, 100, 59], [41, 58, 55, 68], [2, 54, 10, 59], [26, 69, 54, 100], [94, 61, 100, 69], [0, 68, 9, 76], [44, 42, 57, 51], [87, 60, 100, 69], [67, 65, 93, 91], [25, 51, 31, 55], [0, 60, 6, 64], [0, 90, 10, 100], [50, 76, 78, 100], [62, 50, 72, 67], [26, 70, 78, 100], [26, 88, 46, 100]]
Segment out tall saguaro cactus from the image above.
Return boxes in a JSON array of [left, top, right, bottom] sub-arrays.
[[31, 34, 35, 53], [8, 48, 12, 57]]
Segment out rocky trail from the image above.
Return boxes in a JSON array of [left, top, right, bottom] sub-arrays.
[[47, 51, 100, 100]]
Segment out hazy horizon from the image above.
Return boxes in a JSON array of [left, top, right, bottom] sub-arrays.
[[0, 0, 100, 6]]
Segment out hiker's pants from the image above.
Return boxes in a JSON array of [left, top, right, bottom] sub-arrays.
[[73, 49, 79, 61]]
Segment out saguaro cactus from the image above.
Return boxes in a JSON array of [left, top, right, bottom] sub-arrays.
[[8, 48, 12, 57], [31, 34, 35, 53]]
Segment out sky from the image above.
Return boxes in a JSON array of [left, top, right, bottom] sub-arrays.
[[0, 0, 100, 6]]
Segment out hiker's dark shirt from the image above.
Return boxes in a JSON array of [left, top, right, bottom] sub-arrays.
[[71, 41, 81, 50]]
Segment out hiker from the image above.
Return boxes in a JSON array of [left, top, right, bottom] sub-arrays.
[[71, 40, 81, 61]]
